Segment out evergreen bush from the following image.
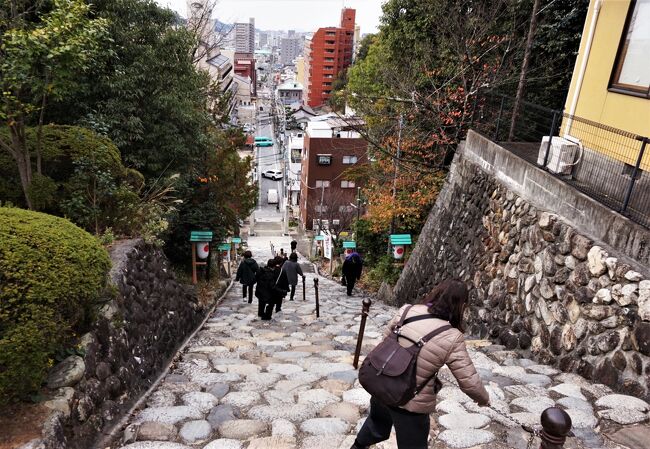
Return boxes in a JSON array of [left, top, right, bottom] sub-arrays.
[[0, 207, 111, 403]]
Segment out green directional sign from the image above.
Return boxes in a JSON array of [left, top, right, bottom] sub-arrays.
[[217, 243, 231, 251], [314, 235, 325, 241], [390, 234, 412, 245], [231, 237, 242, 244], [342, 241, 356, 249], [190, 230, 213, 242]]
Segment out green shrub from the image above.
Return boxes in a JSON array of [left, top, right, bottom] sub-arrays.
[[364, 254, 403, 290], [0, 207, 111, 403], [0, 125, 142, 235]]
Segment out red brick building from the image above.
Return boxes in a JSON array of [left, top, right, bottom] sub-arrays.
[[233, 52, 257, 97], [300, 117, 367, 230], [305, 8, 355, 108]]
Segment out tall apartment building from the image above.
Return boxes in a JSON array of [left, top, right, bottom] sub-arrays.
[[259, 32, 268, 48], [280, 37, 303, 66], [234, 18, 255, 54], [305, 8, 356, 108]]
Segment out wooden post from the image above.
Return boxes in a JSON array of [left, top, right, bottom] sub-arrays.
[[206, 245, 211, 281], [539, 407, 572, 449], [191, 242, 198, 284], [302, 275, 306, 301], [353, 298, 372, 369], [314, 278, 320, 318]]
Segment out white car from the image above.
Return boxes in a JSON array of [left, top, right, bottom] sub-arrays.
[[262, 170, 283, 180]]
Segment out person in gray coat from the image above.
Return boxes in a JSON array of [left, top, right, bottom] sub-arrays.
[[236, 250, 259, 303], [283, 253, 305, 301]]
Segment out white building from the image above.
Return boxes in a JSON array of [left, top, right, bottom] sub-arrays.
[[234, 18, 255, 54], [277, 81, 304, 106], [287, 132, 305, 206]]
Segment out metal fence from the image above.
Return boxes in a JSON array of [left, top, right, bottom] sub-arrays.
[[472, 94, 650, 229]]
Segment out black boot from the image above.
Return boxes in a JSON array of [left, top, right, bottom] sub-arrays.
[[350, 441, 369, 449]]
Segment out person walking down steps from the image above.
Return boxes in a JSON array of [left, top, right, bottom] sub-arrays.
[[342, 251, 363, 296], [283, 252, 305, 301], [272, 256, 290, 313], [255, 259, 276, 320], [351, 280, 490, 449], [235, 250, 258, 304]]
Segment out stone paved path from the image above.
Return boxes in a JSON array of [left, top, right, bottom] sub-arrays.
[[117, 237, 649, 449]]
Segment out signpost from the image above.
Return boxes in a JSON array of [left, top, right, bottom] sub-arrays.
[[343, 241, 356, 256], [389, 234, 412, 260], [217, 242, 232, 277], [190, 230, 213, 284]]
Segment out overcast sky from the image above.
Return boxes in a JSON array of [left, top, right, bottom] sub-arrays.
[[155, 0, 384, 34]]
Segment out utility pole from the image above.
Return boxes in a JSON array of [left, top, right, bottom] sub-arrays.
[[318, 183, 325, 230], [356, 186, 361, 221], [388, 113, 403, 254]]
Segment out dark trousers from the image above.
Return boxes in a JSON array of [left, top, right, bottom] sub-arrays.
[[258, 299, 273, 320], [274, 295, 283, 312], [355, 397, 430, 449], [345, 275, 357, 296], [243, 284, 254, 303], [289, 284, 297, 300]]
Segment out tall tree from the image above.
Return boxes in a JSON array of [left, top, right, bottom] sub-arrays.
[[0, 0, 108, 208]]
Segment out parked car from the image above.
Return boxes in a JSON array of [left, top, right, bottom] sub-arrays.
[[262, 170, 283, 180], [267, 189, 278, 204]]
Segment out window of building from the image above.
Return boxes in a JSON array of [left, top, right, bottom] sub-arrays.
[[342, 155, 358, 164], [314, 205, 329, 213], [315, 180, 330, 188], [317, 155, 332, 165], [610, 0, 650, 96], [339, 205, 355, 213], [341, 180, 355, 188], [324, 66, 334, 71]]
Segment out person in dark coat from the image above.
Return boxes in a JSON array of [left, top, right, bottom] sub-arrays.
[[342, 251, 363, 296], [279, 248, 288, 262], [255, 259, 277, 320], [272, 258, 290, 313], [235, 250, 258, 304], [290, 240, 298, 253], [283, 253, 305, 301]]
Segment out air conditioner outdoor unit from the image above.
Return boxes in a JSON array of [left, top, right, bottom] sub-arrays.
[[537, 136, 578, 175]]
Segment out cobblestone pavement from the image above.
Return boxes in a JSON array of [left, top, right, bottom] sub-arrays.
[[117, 237, 649, 449]]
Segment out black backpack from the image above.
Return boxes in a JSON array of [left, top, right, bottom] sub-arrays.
[[359, 305, 452, 407]]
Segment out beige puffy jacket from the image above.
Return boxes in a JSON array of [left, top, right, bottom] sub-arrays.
[[384, 304, 490, 414]]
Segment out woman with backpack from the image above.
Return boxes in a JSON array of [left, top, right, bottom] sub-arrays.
[[351, 280, 490, 449]]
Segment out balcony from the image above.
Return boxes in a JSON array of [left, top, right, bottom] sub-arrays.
[[473, 93, 650, 229]]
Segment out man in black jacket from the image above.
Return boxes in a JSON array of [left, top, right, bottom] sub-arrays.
[[255, 259, 277, 320], [272, 256, 290, 312], [236, 250, 259, 303], [342, 252, 363, 296]]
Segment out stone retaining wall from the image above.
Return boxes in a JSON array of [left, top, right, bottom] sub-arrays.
[[29, 240, 204, 449], [392, 131, 650, 400]]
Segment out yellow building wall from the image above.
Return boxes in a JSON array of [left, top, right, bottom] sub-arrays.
[[296, 56, 305, 87], [563, 0, 650, 169]]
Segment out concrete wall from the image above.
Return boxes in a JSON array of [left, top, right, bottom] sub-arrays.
[[392, 131, 650, 399]]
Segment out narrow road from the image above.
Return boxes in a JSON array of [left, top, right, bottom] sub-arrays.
[[115, 236, 649, 449]]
